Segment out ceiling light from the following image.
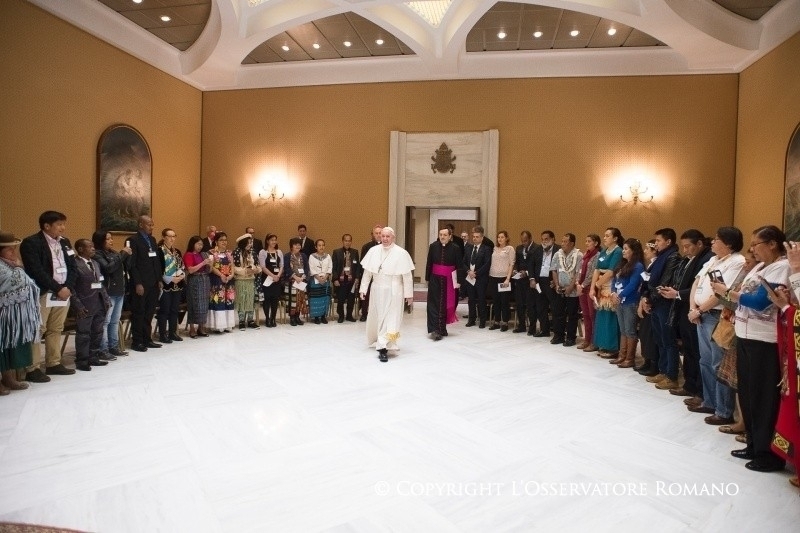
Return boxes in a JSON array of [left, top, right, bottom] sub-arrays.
[[405, 1, 452, 28], [608, 28, 617, 36], [570, 30, 579, 37], [281, 45, 289, 52], [376, 39, 384, 45], [343, 41, 351, 47], [133, 0, 143, 4], [497, 31, 506, 39], [312, 43, 320, 49], [160, 15, 171, 22], [533, 31, 542, 38]]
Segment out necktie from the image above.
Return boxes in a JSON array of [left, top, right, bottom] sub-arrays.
[[471, 246, 477, 262]]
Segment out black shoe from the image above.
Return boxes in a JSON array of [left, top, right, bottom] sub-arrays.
[[170, 333, 184, 341], [500, 325, 509, 332], [97, 352, 117, 361], [88, 357, 108, 366], [314, 317, 321, 324], [296, 319, 304, 326], [239, 321, 246, 331], [479, 321, 486, 329], [359, 315, 367, 322], [247, 321, 259, 329], [488, 324, 500, 330], [290, 317, 298, 326], [513, 327, 526, 333], [731, 448, 754, 460], [639, 367, 659, 377], [563, 339, 576, 347], [131, 344, 148, 352], [465, 320, 476, 327], [25, 368, 51, 383], [346, 316, 357, 322], [534, 332, 549, 338], [338, 316, 345, 323], [45, 364, 76, 376], [76, 362, 91, 371], [527, 330, 536, 336], [378, 348, 388, 362], [160, 335, 173, 344], [109, 347, 129, 357], [145, 342, 162, 349], [431, 332, 443, 341], [270, 319, 277, 328], [321, 317, 328, 324], [745, 460, 785, 472], [633, 361, 651, 372]]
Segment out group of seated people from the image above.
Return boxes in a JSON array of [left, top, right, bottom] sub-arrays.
[[439, 223, 798, 489], [1, 211, 798, 490]]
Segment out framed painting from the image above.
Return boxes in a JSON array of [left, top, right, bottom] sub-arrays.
[[97, 124, 152, 232], [784, 122, 800, 241]]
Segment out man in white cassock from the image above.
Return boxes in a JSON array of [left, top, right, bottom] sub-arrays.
[[359, 227, 415, 362]]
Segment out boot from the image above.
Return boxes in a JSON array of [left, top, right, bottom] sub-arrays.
[[610, 336, 627, 364], [290, 316, 298, 327], [617, 336, 638, 368], [2, 370, 29, 391]]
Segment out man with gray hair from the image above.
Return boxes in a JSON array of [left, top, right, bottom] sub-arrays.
[[359, 227, 414, 362]]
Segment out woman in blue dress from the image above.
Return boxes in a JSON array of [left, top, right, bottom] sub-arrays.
[[589, 227, 624, 357]]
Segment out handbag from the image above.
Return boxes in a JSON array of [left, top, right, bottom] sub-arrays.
[[712, 309, 736, 350], [595, 283, 618, 312], [716, 341, 738, 390]]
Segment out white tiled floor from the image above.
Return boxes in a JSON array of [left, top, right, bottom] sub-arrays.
[[1, 302, 798, 532]]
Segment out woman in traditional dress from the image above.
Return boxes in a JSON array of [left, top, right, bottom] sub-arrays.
[[92, 230, 130, 356], [258, 234, 283, 328], [766, 240, 800, 488], [610, 238, 644, 367], [589, 227, 624, 358], [233, 234, 261, 330], [282, 237, 309, 326], [577, 234, 600, 351], [156, 228, 186, 343], [207, 232, 236, 333], [712, 225, 790, 473], [183, 236, 212, 338], [308, 239, 332, 324], [488, 231, 514, 331], [0, 231, 39, 395]]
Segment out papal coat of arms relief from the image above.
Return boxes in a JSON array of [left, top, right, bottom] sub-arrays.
[[431, 142, 456, 174]]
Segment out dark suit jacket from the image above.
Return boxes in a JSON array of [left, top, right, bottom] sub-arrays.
[[463, 241, 492, 279], [201, 237, 214, 253], [252, 238, 264, 257], [128, 231, 164, 289], [332, 247, 360, 281], [526, 244, 561, 280], [299, 236, 315, 257], [71, 258, 110, 314], [359, 240, 379, 278], [515, 242, 536, 275], [20, 231, 77, 293]]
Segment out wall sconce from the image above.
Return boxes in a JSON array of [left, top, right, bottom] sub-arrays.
[[259, 182, 285, 202], [620, 182, 653, 205]]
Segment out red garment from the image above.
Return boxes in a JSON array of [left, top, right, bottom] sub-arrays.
[[772, 306, 800, 464]]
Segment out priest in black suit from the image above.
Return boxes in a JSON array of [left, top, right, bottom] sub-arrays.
[[426, 228, 463, 340], [127, 215, 165, 352]]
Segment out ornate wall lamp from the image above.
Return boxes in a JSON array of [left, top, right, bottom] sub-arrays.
[[620, 182, 653, 205], [259, 181, 285, 202]]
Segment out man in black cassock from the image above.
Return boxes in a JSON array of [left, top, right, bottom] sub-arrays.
[[425, 228, 463, 341]]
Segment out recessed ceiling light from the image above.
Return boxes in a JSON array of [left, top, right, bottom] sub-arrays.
[[497, 31, 506, 39], [160, 15, 171, 22], [570, 30, 579, 37], [608, 28, 617, 36], [312, 43, 320, 49], [281, 45, 289, 52], [343, 41, 351, 47], [376, 39, 384, 45], [133, 0, 143, 4], [533, 31, 542, 38]]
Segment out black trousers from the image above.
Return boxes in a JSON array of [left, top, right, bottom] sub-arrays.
[[336, 278, 355, 318], [536, 276, 557, 334], [639, 311, 659, 365], [75, 305, 105, 363], [465, 276, 488, 323], [677, 311, 702, 396], [131, 285, 158, 345], [513, 278, 536, 330], [157, 289, 182, 336], [552, 295, 580, 341], [262, 282, 281, 322], [736, 337, 784, 465], [488, 277, 511, 322]]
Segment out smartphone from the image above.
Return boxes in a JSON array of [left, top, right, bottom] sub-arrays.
[[760, 278, 779, 299], [707, 270, 723, 284]]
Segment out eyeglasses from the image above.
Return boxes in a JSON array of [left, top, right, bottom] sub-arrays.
[[750, 240, 768, 247]]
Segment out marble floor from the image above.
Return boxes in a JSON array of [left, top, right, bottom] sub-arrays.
[[1, 302, 798, 532]]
